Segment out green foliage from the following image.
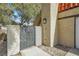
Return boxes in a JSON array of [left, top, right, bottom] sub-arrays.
[[0, 3, 41, 25]]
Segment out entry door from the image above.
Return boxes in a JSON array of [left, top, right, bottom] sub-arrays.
[[76, 17, 79, 49]]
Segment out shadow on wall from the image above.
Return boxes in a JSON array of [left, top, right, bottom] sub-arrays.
[[53, 20, 58, 46], [0, 26, 7, 56]]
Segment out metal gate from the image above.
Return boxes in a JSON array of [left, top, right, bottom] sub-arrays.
[[20, 26, 35, 50]]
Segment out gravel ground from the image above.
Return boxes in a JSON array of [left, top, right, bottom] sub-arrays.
[[38, 45, 71, 56], [0, 41, 7, 56], [13, 52, 22, 56], [14, 45, 71, 56], [15, 45, 70, 56], [66, 48, 79, 56]]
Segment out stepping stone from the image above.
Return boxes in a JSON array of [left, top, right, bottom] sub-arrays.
[[20, 46, 51, 56]]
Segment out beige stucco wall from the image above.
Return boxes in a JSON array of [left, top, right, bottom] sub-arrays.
[[50, 3, 58, 47], [58, 7, 79, 48], [41, 3, 50, 46], [58, 7, 79, 18], [41, 3, 58, 47], [41, 4, 79, 48], [58, 17, 74, 48], [53, 21, 58, 46]]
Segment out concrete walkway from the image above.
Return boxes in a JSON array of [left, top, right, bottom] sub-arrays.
[[20, 46, 51, 56]]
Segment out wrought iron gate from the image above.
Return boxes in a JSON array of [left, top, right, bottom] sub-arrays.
[[20, 26, 35, 50]]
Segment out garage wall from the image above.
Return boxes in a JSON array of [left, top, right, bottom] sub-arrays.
[[58, 7, 79, 18], [58, 17, 74, 48]]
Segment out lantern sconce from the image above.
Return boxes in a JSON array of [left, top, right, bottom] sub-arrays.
[[43, 18, 47, 24]]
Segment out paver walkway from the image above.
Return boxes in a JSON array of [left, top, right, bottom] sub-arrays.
[[20, 46, 51, 56]]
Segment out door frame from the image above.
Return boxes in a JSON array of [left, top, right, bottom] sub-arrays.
[[74, 16, 76, 48], [75, 16, 79, 48]]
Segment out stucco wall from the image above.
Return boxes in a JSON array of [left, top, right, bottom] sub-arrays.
[[53, 21, 58, 46], [41, 4, 50, 46], [50, 3, 58, 47], [35, 26, 42, 46], [58, 7, 79, 18], [58, 17, 74, 48], [58, 7, 79, 48], [41, 3, 58, 47], [7, 25, 20, 56]]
